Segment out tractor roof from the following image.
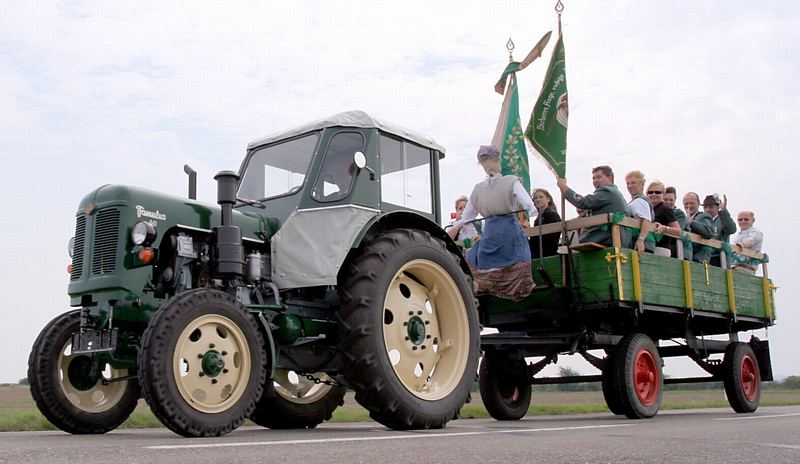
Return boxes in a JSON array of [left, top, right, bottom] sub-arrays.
[[247, 110, 445, 155]]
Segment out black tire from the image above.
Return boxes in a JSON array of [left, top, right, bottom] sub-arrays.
[[28, 310, 140, 434], [609, 333, 663, 419], [250, 370, 346, 429], [478, 355, 531, 420], [138, 289, 267, 437], [601, 353, 625, 415], [337, 229, 480, 430], [723, 342, 761, 413]]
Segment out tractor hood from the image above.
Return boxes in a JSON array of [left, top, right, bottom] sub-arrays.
[[78, 184, 279, 241]]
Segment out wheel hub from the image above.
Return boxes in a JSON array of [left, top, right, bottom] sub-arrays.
[[406, 316, 427, 346], [67, 355, 101, 391], [201, 351, 225, 378]]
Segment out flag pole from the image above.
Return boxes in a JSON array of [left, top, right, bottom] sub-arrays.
[[555, 0, 568, 286]]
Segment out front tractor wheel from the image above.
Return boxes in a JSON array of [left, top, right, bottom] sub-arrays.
[[723, 342, 761, 413], [28, 310, 140, 434], [249, 370, 346, 429], [338, 229, 480, 430], [138, 289, 266, 437]]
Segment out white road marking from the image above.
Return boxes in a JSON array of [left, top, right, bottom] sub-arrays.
[[146, 423, 635, 450], [713, 412, 800, 421]]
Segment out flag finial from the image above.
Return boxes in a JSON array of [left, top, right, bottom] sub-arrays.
[[506, 38, 515, 62]]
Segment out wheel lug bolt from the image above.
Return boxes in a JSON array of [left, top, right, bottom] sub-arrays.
[[197, 354, 203, 359], [221, 351, 228, 356], [409, 311, 414, 316], [426, 335, 431, 339], [405, 336, 409, 341], [223, 368, 229, 374], [211, 379, 218, 384], [199, 372, 205, 377], [403, 322, 408, 326], [412, 346, 417, 351], [425, 320, 430, 325], [209, 343, 215, 348], [417, 311, 422, 315], [421, 345, 426, 350]]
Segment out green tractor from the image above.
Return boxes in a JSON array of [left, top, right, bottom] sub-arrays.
[[29, 111, 480, 437]]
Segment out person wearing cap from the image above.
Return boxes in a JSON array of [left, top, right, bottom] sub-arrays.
[[557, 165, 628, 246], [683, 192, 715, 263], [702, 193, 736, 267], [731, 211, 763, 274], [453, 145, 536, 301]]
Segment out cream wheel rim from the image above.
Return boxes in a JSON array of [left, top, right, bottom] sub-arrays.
[[382, 259, 470, 400], [172, 314, 252, 414], [272, 370, 334, 404], [58, 341, 128, 413]]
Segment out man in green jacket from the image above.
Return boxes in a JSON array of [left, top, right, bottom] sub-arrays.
[[702, 194, 737, 267], [683, 192, 715, 263], [557, 165, 629, 246]]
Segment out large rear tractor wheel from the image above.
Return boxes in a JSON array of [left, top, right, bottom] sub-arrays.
[[609, 333, 663, 419], [249, 370, 346, 429], [28, 310, 140, 434], [723, 342, 761, 413], [338, 229, 479, 430], [479, 355, 531, 420], [138, 289, 266, 437]]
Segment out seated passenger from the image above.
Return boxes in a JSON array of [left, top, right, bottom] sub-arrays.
[[557, 165, 628, 247], [447, 195, 481, 247], [702, 194, 736, 267], [454, 145, 536, 301], [529, 188, 562, 259], [731, 211, 763, 275], [646, 180, 681, 257], [683, 192, 715, 263], [664, 186, 691, 260], [625, 170, 654, 253]]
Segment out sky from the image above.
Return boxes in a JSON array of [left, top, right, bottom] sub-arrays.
[[1, 0, 798, 384]]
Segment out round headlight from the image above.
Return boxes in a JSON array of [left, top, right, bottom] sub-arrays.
[[131, 221, 157, 246], [68, 237, 75, 258]]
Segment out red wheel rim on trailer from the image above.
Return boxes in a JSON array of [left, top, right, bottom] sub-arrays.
[[633, 349, 659, 406], [740, 354, 759, 402]]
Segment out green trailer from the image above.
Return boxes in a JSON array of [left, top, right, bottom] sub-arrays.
[[477, 213, 775, 420]]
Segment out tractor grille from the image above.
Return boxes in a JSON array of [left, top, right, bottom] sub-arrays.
[[70, 216, 86, 281], [91, 209, 121, 275]]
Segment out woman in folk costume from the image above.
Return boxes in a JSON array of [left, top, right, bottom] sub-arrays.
[[453, 145, 537, 301]]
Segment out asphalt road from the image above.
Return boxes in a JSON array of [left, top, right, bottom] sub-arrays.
[[2, 406, 799, 464]]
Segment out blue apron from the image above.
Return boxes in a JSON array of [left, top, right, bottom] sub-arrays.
[[467, 215, 530, 270]]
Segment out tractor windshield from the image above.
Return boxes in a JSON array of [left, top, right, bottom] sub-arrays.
[[238, 132, 320, 200]]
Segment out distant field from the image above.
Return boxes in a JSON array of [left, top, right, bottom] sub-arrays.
[[3, 385, 800, 432]]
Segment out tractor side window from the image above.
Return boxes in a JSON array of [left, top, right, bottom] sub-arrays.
[[311, 132, 365, 202], [380, 135, 432, 214], [238, 133, 319, 200]]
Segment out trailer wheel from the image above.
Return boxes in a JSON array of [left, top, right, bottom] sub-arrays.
[[610, 333, 663, 419], [723, 342, 760, 413], [28, 310, 140, 434], [601, 353, 625, 415], [249, 370, 345, 429], [338, 229, 479, 429], [138, 289, 266, 437], [479, 355, 531, 420]]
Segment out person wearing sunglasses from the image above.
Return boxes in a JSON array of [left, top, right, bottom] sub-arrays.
[[731, 211, 763, 274], [646, 181, 681, 257]]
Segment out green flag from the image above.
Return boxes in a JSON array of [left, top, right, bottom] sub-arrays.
[[525, 32, 568, 178], [491, 72, 530, 191]]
